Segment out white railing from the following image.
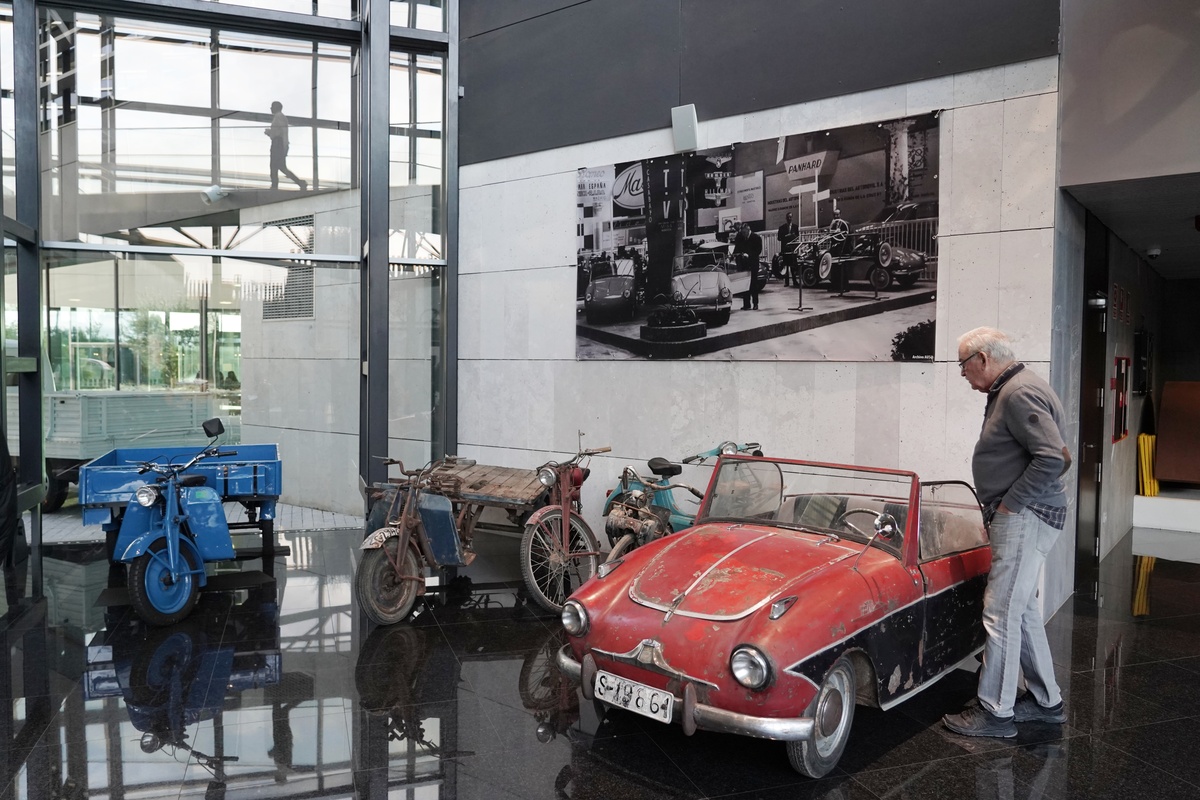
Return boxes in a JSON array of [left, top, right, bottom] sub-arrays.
[[761, 218, 939, 281]]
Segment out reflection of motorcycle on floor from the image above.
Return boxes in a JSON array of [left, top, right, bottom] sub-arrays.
[[84, 590, 281, 798], [520, 627, 580, 744]]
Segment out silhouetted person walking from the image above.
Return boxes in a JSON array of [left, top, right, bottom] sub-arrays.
[[265, 101, 306, 191]]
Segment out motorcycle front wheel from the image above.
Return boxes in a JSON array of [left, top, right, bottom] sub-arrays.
[[128, 538, 201, 627], [355, 539, 421, 625], [520, 509, 599, 613]]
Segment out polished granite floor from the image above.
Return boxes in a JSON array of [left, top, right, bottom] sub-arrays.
[[0, 527, 1198, 800]]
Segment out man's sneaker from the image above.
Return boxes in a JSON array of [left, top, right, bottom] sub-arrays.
[[1013, 695, 1066, 724], [942, 704, 1017, 738]]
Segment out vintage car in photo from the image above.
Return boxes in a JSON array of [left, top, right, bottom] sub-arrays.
[[583, 258, 638, 324], [557, 455, 989, 778], [799, 202, 937, 291], [670, 249, 735, 326]]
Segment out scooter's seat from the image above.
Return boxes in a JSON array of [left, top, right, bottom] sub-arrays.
[[647, 457, 682, 478], [180, 475, 207, 487]]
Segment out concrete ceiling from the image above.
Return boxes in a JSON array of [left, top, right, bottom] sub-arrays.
[[1067, 172, 1200, 280]]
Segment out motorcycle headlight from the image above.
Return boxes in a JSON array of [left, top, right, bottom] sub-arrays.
[[719, 441, 739, 455], [673, 291, 684, 302], [731, 645, 771, 690], [561, 600, 589, 636], [537, 467, 557, 488], [135, 485, 160, 507]]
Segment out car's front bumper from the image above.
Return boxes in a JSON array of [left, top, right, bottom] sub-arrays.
[[557, 645, 815, 741]]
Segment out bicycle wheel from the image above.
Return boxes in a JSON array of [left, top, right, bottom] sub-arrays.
[[520, 509, 599, 613]]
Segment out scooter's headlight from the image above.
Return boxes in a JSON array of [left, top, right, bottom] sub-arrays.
[[135, 485, 160, 507], [562, 600, 589, 636], [719, 441, 739, 455], [538, 467, 557, 488]]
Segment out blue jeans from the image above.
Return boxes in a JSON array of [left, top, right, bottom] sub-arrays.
[[978, 506, 1062, 716]]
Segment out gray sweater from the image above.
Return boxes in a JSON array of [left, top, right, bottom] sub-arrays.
[[971, 363, 1069, 511]]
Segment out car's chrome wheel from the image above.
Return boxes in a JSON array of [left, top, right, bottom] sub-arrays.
[[877, 241, 893, 268], [787, 655, 857, 778], [868, 266, 891, 291]]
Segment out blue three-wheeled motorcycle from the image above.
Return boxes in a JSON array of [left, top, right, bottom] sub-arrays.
[[79, 418, 283, 626]]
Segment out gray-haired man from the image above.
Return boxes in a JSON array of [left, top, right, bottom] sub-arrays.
[[943, 327, 1071, 737]]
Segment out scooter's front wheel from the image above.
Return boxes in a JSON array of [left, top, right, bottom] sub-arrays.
[[520, 510, 599, 614], [356, 539, 421, 626], [129, 539, 201, 627]]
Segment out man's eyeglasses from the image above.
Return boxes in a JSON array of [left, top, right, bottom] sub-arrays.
[[958, 351, 982, 370]]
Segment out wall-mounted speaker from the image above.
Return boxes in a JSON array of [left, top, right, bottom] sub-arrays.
[[671, 104, 698, 153]]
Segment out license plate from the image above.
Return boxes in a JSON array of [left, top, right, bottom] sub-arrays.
[[594, 669, 674, 724]]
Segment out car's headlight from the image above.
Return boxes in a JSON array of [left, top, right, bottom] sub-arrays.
[[623, 289, 631, 299], [135, 485, 160, 507], [720, 287, 731, 299], [537, 467, 557, 488], [562, 600, 589, 636], [731, 645, 771, 690], [673, 291, 684, 302], [585, 290, 592, 301]]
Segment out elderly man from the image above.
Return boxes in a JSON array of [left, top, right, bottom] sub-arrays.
[[943, 327, 1071, 738]]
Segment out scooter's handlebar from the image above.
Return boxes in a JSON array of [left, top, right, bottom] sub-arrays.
[[215, 450, 238, 458]]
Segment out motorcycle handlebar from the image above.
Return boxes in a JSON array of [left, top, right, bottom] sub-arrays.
[[581, 447, 611, 456]]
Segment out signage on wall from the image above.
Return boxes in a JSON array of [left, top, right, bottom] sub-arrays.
[[1111, 282, 1132, 324], [784, 150, 839, 182], [1112, 356, 1130, 443], [612, 162, 644, 215]]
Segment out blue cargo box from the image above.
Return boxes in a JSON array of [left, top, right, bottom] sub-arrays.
[[79, 443, 281, 526]]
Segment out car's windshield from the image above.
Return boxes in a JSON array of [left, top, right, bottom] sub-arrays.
[[590, 258, 634, 279], [674, 251, 725, 274], [698, 458, 915, 554]]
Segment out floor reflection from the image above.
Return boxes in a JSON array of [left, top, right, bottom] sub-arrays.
[[0, 528, 1198, 799]]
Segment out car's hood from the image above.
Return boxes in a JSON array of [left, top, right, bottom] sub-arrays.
[[629, 523, 856, 621]]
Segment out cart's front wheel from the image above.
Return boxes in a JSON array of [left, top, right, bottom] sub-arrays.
[[520, 509, 599, 613], [356, 539, 421, 625], [129, 539, 201, 627]]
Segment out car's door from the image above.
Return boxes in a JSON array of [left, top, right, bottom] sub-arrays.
[[915, 481, 991, 682]]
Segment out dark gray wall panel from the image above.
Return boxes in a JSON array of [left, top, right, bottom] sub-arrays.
[[461, 0, 582, 39], [681, 0, 1059, 120], [460, 0, 680, 166], [460, 0, 1060, 165]]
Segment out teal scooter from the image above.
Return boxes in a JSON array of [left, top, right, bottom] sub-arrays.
[[600, 441, 762, 562]]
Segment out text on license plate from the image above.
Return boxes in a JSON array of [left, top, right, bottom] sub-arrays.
[[594, 669, 674, 723]]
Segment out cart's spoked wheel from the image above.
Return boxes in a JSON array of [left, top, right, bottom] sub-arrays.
[[520, 509, 600, 613], [817, 251, 834, 281]]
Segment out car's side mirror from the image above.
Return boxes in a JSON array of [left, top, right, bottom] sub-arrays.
[[202, 417, 225, 438], [874, 513, 899, 540]]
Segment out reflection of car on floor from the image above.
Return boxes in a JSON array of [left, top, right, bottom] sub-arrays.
[[670, 251, 733, 326], [800, 203, 935, 291], [584, 258, 638, 324], [558, 455, 989, 778]]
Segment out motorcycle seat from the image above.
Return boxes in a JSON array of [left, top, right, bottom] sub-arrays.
[[647, 457, 682, 478], [180, 475, 208, 487]]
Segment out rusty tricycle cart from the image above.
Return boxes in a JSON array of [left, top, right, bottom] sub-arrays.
[[356, 447, 609, 624]]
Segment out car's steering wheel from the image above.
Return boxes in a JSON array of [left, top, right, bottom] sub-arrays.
[[832, 507, 878, 538], [829, 217, 850, 242]]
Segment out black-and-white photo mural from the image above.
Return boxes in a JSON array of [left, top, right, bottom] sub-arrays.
[[576, 112, 939, 361]]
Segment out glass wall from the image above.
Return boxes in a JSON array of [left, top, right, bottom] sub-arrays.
[[38, 9, 358, 257], [1, 3, 13, 217], [23, 3, 450, 516]]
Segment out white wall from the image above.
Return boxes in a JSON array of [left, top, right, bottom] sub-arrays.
[[460, 57, 1073, 611]]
